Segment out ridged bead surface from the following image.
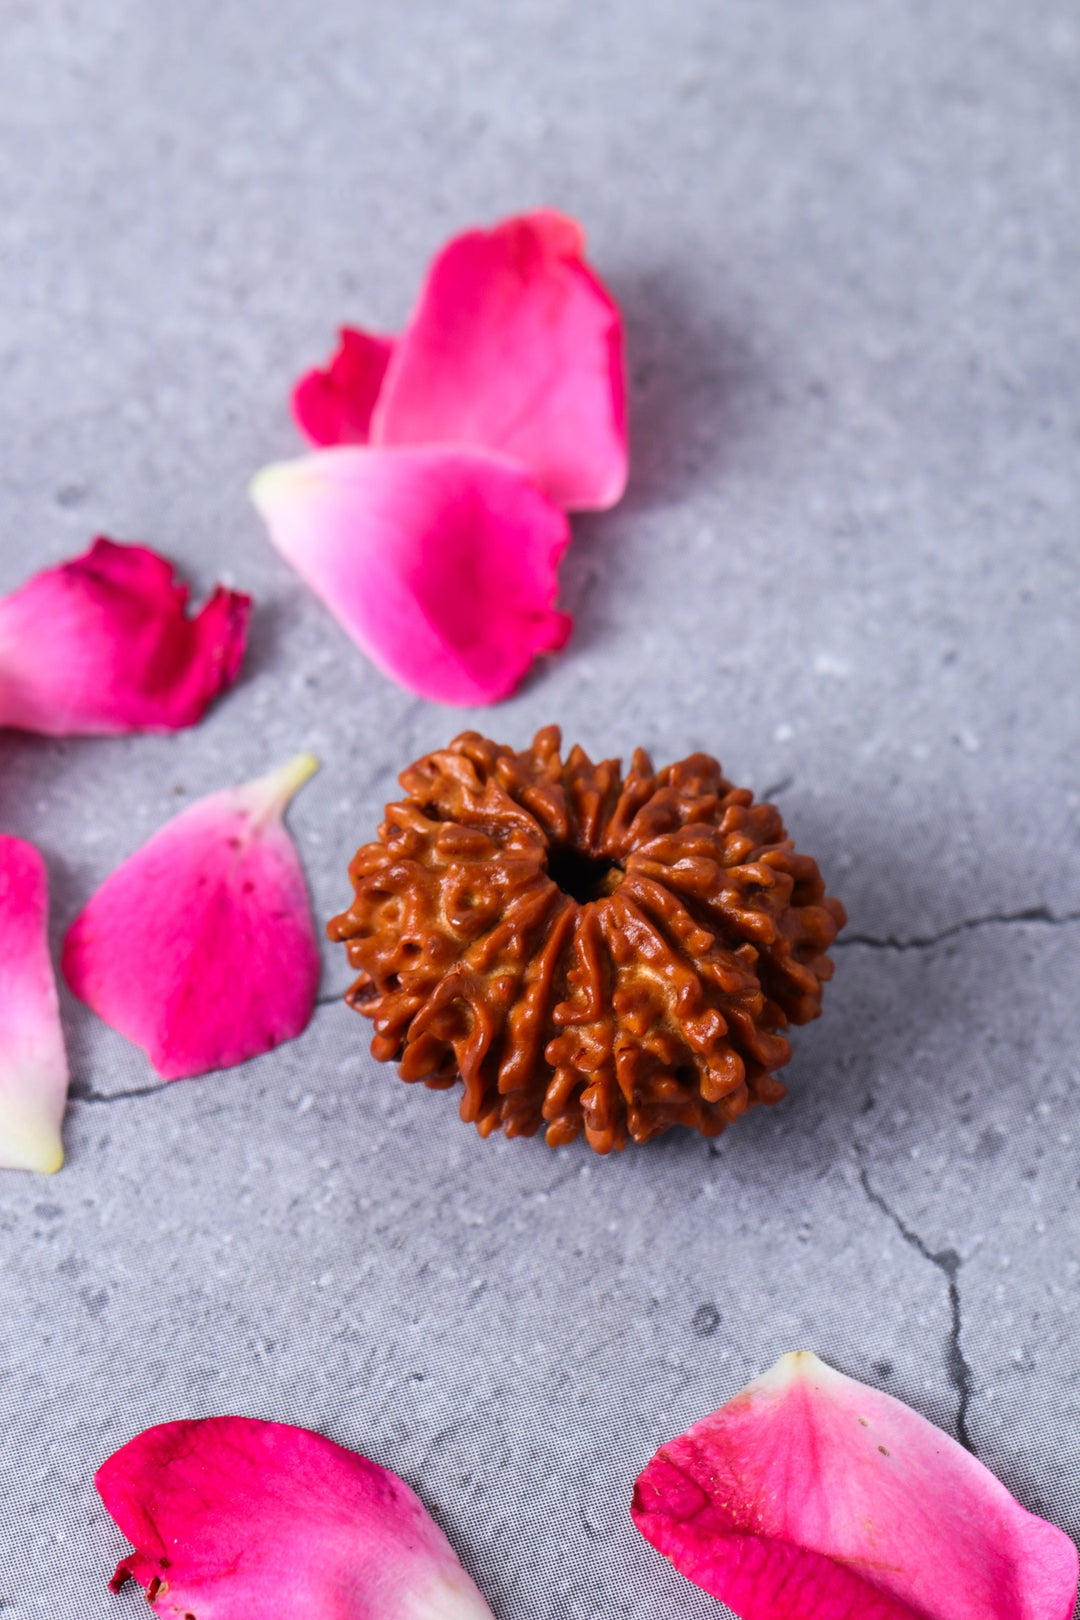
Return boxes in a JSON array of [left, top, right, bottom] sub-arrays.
[[329, 728, 846, 1153]]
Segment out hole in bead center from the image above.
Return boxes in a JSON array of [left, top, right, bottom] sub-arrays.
[[546, 844, 623, 904]]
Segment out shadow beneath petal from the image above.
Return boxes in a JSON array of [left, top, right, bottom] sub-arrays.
[[554, 263, 772, 657], [613, 261, 770, 514], [234, 590, 297, 688]]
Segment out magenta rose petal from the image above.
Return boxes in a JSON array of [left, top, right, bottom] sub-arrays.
[[0, 836, 69, 1173], [631, 1351, 1078, 1620], [0, 538, 251, 737], [96, 1415, 495, 1620], [251, 445, 572, 706], [292, 325, 396, 447], [372, 209, 627, 511], [62, 754, 320, 1081]]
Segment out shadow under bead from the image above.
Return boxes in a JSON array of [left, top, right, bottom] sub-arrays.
[[327, 728, 846, 1154]]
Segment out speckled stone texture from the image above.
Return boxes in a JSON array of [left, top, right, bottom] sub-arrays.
[[1, 2, 1078, 1616]]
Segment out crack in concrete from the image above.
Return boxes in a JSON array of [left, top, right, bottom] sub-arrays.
[[70, 1080, 168, 1105], [836, 905, 1080, 953], [858, 1166, 975, 1453], [68, 995, 352, 1107]]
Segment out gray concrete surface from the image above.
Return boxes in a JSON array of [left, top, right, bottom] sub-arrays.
[[1, 1, 1079, 1614]]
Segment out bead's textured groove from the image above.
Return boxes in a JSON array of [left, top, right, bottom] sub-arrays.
[[329, 728, 846, 1153]]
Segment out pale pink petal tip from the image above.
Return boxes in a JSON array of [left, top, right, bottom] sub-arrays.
[[252, 446, 572, 706], [293, 326, 396, 446], [96, 1415, 496, 1620], [0, 538, 251, 737], [0, 837, 68, 1173], [62, 755, 320, 1081], [632, 1350, 1079, 1620]]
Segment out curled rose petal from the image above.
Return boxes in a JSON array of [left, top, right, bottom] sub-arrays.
[[62, 755, 320, 1080], [96, 1415, 495, 1620], [293, 326, 396, 446], [295, 211, 627, 512], [0, 538, 251, 736], [251, 446, 572, 706], [631, 1351, 1079, 1620], [0, 837, 68, 1173]]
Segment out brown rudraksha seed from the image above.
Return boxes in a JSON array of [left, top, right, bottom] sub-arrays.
[[328, 728, 846, 1154]]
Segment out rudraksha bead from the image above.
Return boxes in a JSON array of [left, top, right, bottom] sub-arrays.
[[328, 728, 845, 1153]]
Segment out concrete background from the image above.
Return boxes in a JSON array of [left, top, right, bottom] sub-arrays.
[[1, 1, 1078, 1614]]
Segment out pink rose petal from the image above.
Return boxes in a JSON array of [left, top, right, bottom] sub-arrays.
[[632, 1351, 1078, 1620], [0, 539, 251, 736], [293, 212, 628, 512], [251, 446, 572, 706], [97, 1415, 495, 1620], [0, 836, 68, 1173], [62, 755, 320, 1080], [293, 326, 396, 446], [374, 210, 627, 511]]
